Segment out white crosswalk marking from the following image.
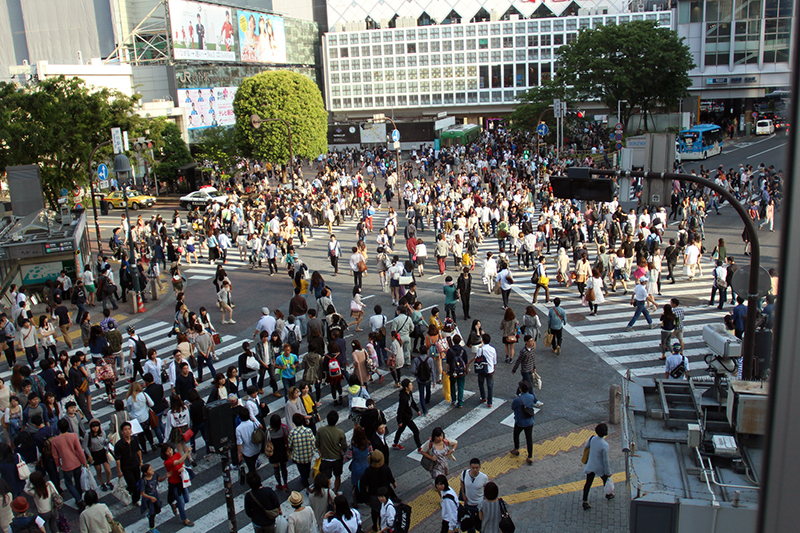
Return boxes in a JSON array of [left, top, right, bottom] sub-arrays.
[[465, 236, 728, 379]]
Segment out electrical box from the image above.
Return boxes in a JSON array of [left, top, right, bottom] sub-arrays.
[[703, 324, 742, 358], [711, 435, 739, 457], [726, 381, 769, 435], [687, 424, 701, 448]]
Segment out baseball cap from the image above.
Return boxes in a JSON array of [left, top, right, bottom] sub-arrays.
[[639, 277, 648, 284]]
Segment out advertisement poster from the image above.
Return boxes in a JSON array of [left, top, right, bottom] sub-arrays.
[[179, 86, 238, 130], [328, 124, 360, 144], [169, 0, 236, 61], [360, 122, 387, 144], [236, 10, 287, 64]]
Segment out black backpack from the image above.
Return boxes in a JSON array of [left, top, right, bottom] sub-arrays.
[[134, 336, 148, 360], [450, 349, 467, 377], [416, 355, 432, 383]]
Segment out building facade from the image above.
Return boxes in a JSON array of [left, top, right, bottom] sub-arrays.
[[321, 0, 793, 122]]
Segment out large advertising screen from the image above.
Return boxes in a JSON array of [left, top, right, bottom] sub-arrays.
[[169, 0, 236, 61], [179, 86, 238, 130], [236, 10, 287, 64]]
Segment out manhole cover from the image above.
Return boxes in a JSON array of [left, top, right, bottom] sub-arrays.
[[567, 313, 587, 322]]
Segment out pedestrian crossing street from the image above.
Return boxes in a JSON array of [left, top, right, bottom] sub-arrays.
[[468, 239, 728, 379], [17, 318, 517, 533], [179, 211, 384, 281]]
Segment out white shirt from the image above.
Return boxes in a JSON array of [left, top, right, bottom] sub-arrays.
[[380, 501, 397, 531], [255, 315, 276, 337], [665, 354, 689, 379], [236, 419, 261, 457], [685, 244, 700, 265], [495, 269, 513, 291], [633, 284, 648, 302], [143, 358, 162, 385], [349, 253, 364, 272], [476, 344, 497, 374], [461, 470, 490, 506]]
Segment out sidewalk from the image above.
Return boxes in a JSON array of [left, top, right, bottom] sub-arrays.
[[405, 421, 628, 533]]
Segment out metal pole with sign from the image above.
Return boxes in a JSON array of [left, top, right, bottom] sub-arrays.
[[89, 141, 112, 254]]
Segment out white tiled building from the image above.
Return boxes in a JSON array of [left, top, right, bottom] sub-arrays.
[[320, 0, 793, 121]]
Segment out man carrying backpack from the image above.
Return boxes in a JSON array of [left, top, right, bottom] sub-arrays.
[[126, 326, 148, 383], [470, 334, 497, 408], [445, 336, 468, 408], [411, 347, 435, 415], [436, 475, 464, 533], [665, 343, 690, 380]]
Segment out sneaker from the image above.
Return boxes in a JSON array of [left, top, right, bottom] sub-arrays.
[[480, 398, 487, 403], [107, 482, 114, 490], [583, 502, 592, 510], [534, 400, 544, 407], [100, 483, 108, 491], [649, 323, 656, 329], [228, 320, 236, 324], [509, 449, 520, 456], [183, 520, 195, 527], [487, 404, 492, 408], [625, 327, 633, 332], [392, 444, 405, 450]]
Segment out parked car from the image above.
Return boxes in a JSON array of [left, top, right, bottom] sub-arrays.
[[179, 187, 228, 209], [103, 190, 156, 210]]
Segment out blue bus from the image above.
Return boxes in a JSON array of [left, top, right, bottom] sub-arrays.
[[678, 124, 723, 160]]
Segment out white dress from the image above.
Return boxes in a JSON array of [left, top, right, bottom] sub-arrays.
[[588, 277, 605, 304]]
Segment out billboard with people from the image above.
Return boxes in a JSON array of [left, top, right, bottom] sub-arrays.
[[179, 87, 238, 130], [236, 9, 287, 64], [169, 0, 236, 61]]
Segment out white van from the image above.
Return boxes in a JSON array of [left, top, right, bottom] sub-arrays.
[[755, 119, 775, 135]]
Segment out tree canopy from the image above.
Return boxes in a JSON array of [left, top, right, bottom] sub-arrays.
[[555, 20, 694, 130], [233, 71, 327, 165], [151, 119, 193, 186], [0, 76, 142, 208]]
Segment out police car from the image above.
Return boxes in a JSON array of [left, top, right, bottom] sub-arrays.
[[179, 187, 228, 209]]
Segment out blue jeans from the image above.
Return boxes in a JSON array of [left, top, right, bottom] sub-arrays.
[[417, 380, 431, 414], [169, 482, 189, 520], [627, 301, 652, 328], [63, 467, 83, 505], [520, 371, 533, 393], [281, 376, 296, 401], [197, 353, 216, 381], [478, 372, 494, 405], [294, 314, 307, 337]]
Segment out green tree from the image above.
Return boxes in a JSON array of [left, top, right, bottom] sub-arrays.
[[0, 76, 141, 208], [555, 20, 694, 130], [233, 71, 327, 165], [152, 120, 193, 188], [194, 126, 240, 175]]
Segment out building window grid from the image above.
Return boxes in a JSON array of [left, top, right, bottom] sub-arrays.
[[330, 10, 691, 110]]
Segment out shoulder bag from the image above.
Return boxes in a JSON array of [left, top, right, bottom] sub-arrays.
[[248, 490, 281, 519], [581, 436, 593, 464]]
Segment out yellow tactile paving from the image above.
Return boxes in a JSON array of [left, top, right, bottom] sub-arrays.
[[504, 471, 627, 505], [409, 428, 598, 530]]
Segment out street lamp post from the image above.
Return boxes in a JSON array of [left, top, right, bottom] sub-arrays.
[[113, 154, 141, 298], [250, 114, 294, 188], [617, 100, 628, 128], [88, 140, 112, 254], [372, 113, 401, 180]]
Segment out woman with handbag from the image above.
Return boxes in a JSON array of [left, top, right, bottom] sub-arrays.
[[198, 307, 218, 360], [164, 394, 192, 460], [24, 471, 61, 533], [500, 308, 519, 364], [531, 256, 550, 304], [160, 443, 195, 526], [581, 423, 614, 510], [586, 268, 605, 317], [348, 287, 366, 332], [419, 427, 458, 479], [83, 420, 115, 492], [125, 382, 156, 454], [575, 254, 592, 298]]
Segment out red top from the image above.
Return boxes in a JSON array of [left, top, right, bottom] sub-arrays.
[[163, 452, 184, 484]]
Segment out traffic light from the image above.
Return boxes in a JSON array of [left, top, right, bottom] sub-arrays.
[[577, 110, 584, 119], [566, 110, 586, 119], [133, 138, 154, 152], [523, 150, 530, 160]]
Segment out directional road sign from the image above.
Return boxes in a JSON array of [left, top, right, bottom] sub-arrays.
[[59, 188, 69, 197], [391, 129, 400, 142], [97, 163, 108, 181], [537, 123, 549, 136]]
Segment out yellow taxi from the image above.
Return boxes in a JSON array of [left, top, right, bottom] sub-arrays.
[[104, 190, 156, 210]]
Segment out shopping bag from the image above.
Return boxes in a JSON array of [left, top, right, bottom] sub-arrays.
[[212, 333, 221, 345], [312, 457, 322, 479], [181, 468, 192, 488], [543, 331, 554, 348], [80, 466, 98, 492], [112, 482, 132, 506], [531, 371, 542, 390], [124, 363, 134, 379], [605, 478, 615, 496]]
